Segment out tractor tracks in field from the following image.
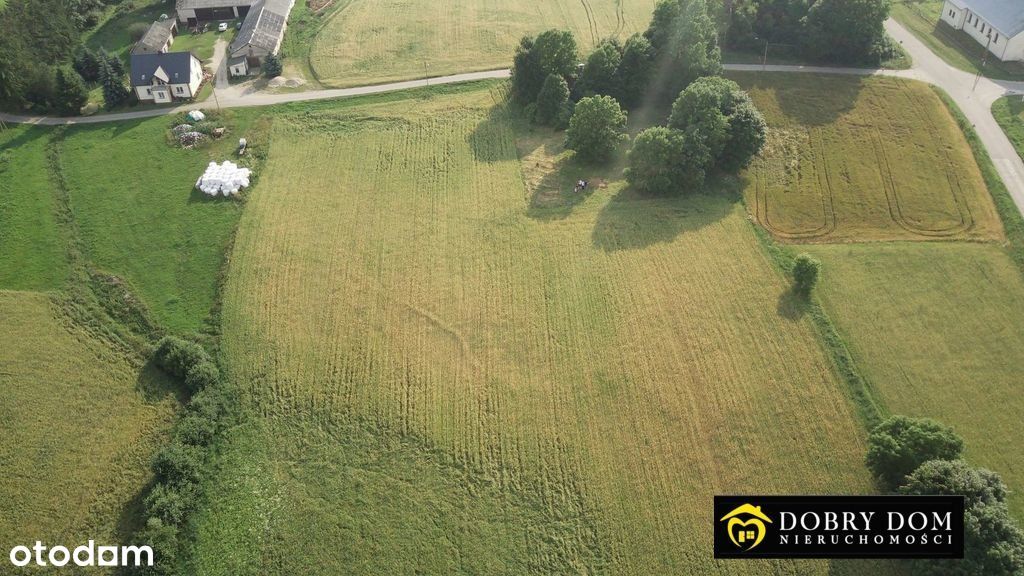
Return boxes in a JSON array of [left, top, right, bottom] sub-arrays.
[[579, 0, 598, 45]]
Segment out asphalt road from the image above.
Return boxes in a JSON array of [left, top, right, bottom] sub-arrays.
[[3, 19, 1024, 216]]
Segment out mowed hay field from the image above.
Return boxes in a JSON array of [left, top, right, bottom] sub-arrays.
[[804, 243, 1024, 518], [309, 0, 656, 87], [736, 73, 1003, 243], [0, 292, 176, 573], [192, 85, 894, 575]]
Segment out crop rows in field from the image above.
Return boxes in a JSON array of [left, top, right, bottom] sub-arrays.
[[739, 74, 1002, 243], [201, 86, 887, 575], [308, 0, 654, 87]]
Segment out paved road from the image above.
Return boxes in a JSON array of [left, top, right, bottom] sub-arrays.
[[211, 39, 229, 90], [3, 20, 1024, 215]]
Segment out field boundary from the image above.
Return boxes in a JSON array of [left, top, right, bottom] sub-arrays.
[[934, 87, 1024, 274], [750, 221, 887, 430]]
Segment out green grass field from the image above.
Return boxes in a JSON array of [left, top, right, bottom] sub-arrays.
[[736, 73, 1003, 243], [308, 0, 656, 87], [0, 292, 177, 573], [57, 115, 254, 334], [993, 95, 1024, 162], [0, 127, 69, 291], [890, 0, 1024, 81], [803, 243, 1024, 517], [186, 84, 889, 575]]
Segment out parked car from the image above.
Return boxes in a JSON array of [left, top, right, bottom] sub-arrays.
[[218, 22, 229, 32]]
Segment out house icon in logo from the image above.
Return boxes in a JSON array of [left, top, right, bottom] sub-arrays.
[[720, 503, 773, 551]]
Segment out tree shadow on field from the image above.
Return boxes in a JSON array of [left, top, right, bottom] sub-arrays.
[[467, 103, 521, 164], [732, 73, 865, 127], [591, 176, 740, 252], [776, 285, 809, 321]]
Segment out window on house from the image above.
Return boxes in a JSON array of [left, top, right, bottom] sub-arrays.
[[145, 88, 151, 95], [175, 86, 184, 94]]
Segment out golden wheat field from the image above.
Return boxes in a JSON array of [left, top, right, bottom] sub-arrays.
[[0, 292, 176, 574], [309, 0, 657, 87], [184, 85, 903, 575], [736, 73, 1003, 243]]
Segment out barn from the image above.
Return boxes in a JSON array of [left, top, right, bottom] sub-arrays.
[[175, 0, 256, 27], [940, 0, 1024, 62], [227, 0, 295, 76]]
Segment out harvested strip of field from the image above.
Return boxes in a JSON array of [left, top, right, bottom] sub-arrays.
[[804, 243, 1024, 519], [0, 291, 176, 570], [0, 126, 69, 291], [309, 0, 654, 87], [736, 73, 1003, 243], [198, 86, 888, 574]]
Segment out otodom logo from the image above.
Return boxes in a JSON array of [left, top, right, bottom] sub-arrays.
[[719, 503, 773, 551]]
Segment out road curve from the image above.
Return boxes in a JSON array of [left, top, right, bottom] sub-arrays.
[[3, 20, 1024, 217]]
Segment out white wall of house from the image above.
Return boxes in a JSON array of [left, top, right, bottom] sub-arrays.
[[229, 60, 248, 76], [940, 0, 1024, 62]]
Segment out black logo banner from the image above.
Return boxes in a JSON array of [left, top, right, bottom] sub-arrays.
[[714, 495, 964, 559]]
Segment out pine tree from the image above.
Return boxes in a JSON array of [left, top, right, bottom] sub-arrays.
[[263, 53, 283, 77], [55, 68, 89, 115], [73, 46, 101, 83], [98, 57, 130, 109]]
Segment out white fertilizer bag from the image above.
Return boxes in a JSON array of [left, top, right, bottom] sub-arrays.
[[195, 161, 252, 197], [187, 110, 206, 122]]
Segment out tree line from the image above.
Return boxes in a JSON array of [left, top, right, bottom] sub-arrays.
[[510, 0, 766, 196], [0, 0, 132, 115]]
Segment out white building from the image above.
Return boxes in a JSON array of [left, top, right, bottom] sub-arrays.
[[940, 0, 1024, 62], [175, 0, 255, 27], [130, 52, 205, 104]]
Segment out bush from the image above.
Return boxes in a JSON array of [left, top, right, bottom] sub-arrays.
[[668, 76, 766, 173], [534, 73, 569, 126], [565, 95, 628, 163], [153, 336, 209, 380], [134, 517, 178, 576], [263, 53, 283, 77], [143, 482, 196, 526], [510, 30, 578, 105], [866, 415, 964, 490], [901, 460, 1024, 575], [791, 253, 821, 296], [186, 386, 226, 421], [184, 360, 220, 393], [151, 442, 204, 487], [55, 68, 88, 116], [175, 412, 218, 446], [575, 38, 622, 99]]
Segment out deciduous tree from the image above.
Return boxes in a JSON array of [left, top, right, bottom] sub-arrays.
[[866, 415, 964, 489], [565, 95, 628, 163]]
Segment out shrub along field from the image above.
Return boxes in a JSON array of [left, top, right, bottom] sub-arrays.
[[736, 73, 1003, 243], [803, 243, 1024, 518], [189, 84, 889, 575], [993, 95, 1024, 162], [308, 0, 656, 87], [0, 292, 177, 573]]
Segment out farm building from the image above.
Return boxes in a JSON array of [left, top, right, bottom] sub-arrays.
[[940, 0, 1024, 62], [175, 0, 255, 26], [130, 52, 204, 103], [227, 0, 295, 76], [132, 18, 178, 55]]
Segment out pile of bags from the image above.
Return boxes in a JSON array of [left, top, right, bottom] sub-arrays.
[[196, 161, 251, 197]]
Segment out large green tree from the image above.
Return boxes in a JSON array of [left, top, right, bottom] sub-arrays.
[[98, 56, 130, 109], [866, 415, 965, 490], [614, 34, 655, 109], [565, 95, 628, 163], [644, 0, 722, 101], [803, 0, 890, 64], [575, 38, 622, 99], [901, 460, 1024, 576], [55, 68, 88, 116], [534, 73, 570, 127], [510, 29, 578, 105], [668, 76, 766, 172], [625, 126, 709, 195]]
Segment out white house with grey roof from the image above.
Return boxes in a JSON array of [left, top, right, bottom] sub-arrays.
[[227, 0, 295, 76], [130, 52, 204, 103], [941, 0, 1024, 61]]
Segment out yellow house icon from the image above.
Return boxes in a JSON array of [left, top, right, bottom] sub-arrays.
[[720, 504, 773, 551]]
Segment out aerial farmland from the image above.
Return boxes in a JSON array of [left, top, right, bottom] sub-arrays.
[[2, 0, 1024, 575]]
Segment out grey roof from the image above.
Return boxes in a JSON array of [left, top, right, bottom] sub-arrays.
[[129, 52, 199, 86], [176, 0, 254, 10], [229, 0, 293, 55], [960, 0, 1024, 37], [132, 19, 176, 55]]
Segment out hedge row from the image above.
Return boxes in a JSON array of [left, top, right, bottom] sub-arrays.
[[132, 336, 235, 575]]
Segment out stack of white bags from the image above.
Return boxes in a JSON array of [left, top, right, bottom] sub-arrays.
[[196, 161, 251, 197]]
